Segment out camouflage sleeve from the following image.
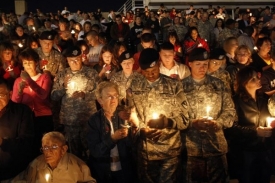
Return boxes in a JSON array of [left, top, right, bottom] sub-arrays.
[[58, 55, 66, 73], [51, 71, 66, 101], [84, 69, 99, 101], [268, 94, 275, 116], [172, 81, 190, 130], [216, 87, 236, 129]]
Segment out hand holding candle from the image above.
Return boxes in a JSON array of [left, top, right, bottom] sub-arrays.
[[148, 113, 170, 129], [266, 117, 275, 128], [192, 118, 218, 132]]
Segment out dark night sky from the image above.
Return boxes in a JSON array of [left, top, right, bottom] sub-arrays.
[[0, 0, 126, 13]]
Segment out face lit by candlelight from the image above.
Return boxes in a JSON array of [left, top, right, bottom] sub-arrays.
[[121, 58, 134, 75], [41, 137, 68, 169], [141, 63, 160, 82], [67, 55, 82, 71], [0, 83, 11, 112], [97, 87, 119, 115]]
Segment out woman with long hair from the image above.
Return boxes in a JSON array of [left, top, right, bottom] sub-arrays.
[[182, 27, 209, 65], [226, 66, 274, 183], [93, 45, 120, 80], [0, 41, 21, 84]]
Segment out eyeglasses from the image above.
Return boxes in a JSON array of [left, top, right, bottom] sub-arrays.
[[0, 93, 7, 99], [102, 95, 119, 100], [40, 145, 60, 152]]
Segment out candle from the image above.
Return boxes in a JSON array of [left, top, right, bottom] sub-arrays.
[[206, 106, 211, 117], [266, 117, 275, 127], [203, 106, 213, 120], [45, 173, 50, 182], [253, 46, 258, 51], [69, 81, 76, 90], [71, 29, 75, 34], [32, 27, 36, 31], [152, 112, 159, 119], [18, 43, 23, 48]]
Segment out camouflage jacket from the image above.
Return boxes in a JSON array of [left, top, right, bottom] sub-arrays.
[[51, 66, 98, 126], [130, 74, 189, 160], [35, 47, 66, 77], [168, 24, 188, 42], [217, 27, 234, 48], [110, 71, 144, 103], [197, 20, 215, 46], [208, 68, 231, 92], [182, 75, 236, 157]]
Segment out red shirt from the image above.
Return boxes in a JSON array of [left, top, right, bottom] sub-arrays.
[[12, 73, 52, 117]]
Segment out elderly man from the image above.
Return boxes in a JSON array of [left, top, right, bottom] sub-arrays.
[[87, 81, 135, 183], [36, 30, 66, 78], [13, 131, 96, 183], [129, 48, 189, 183], [0, 78, 35, 181], [182, 48, 236, 182], [51, 46, 98, 159]]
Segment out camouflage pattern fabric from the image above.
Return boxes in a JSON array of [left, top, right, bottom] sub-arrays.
[[130, 74, 189, 160], [182, 75, 235, 157]]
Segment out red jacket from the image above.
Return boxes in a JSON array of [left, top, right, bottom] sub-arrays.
[[183, 37, 210, 65]]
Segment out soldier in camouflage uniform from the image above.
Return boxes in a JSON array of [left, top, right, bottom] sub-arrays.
[[51, 46, 99, 159], [181, 48, 236, 183], [129, 48, 189, 183], [36, 31, 66, 78], [168, 16, 188, 42], [207, 48, 231, 91], [217, 19, 236, 48], [197, 12, 215, 48], [110, 50, 144, 104], [36, 31, 67, 128]]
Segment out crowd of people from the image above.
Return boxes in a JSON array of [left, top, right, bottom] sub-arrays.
[[0, 3, 275, 183]]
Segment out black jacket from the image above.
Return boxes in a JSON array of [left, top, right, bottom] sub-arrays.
[[87, 109, 135, 183], [0, 100, 35, 180], [226, 93, 274, 151]]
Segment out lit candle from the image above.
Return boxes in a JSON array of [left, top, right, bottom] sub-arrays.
[[45, 173, 50, 182], [206, 106, 211, 117], [266, 117, 275, 127], [71, 29, 75, 34], [18, 43, 23, 48], [32, 26, 36, 31], [203, 106, 213, 120], [253, 46, 258, 51], [70, 81, 76, 90], [152, 112, 159, 119]]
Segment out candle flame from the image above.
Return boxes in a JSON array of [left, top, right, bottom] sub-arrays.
[[18, 43, 23, 48], [206, 106, 211, 117], [45, 173, 50, 182], [152, 112, 159, 119], [266, 117, 275, 127]]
